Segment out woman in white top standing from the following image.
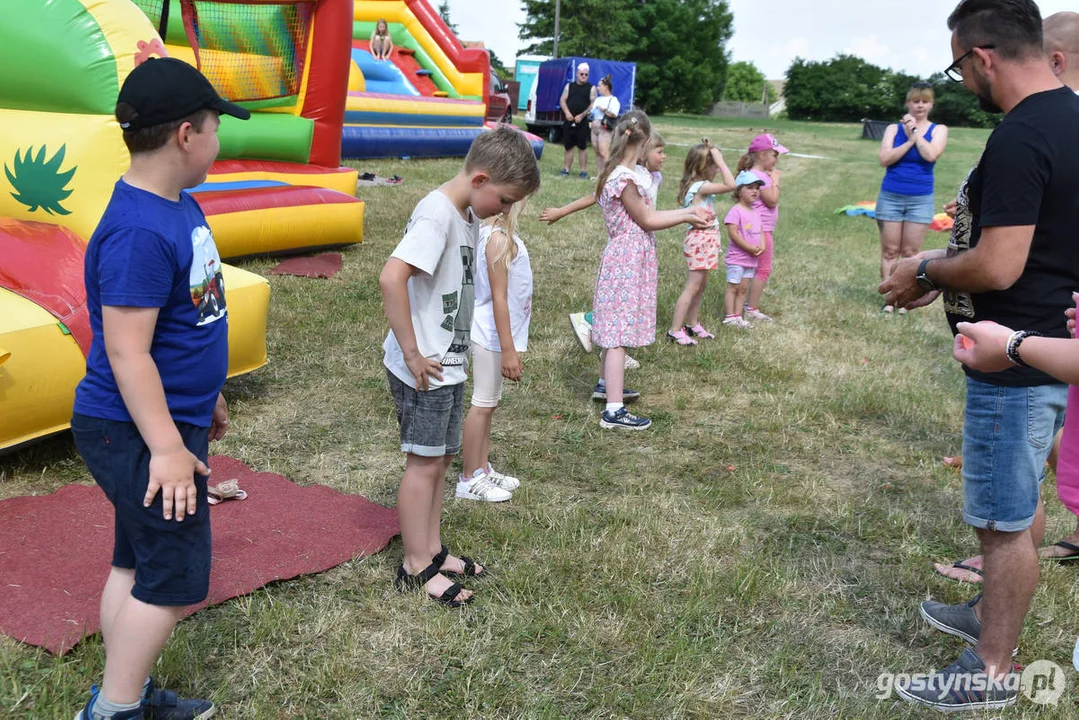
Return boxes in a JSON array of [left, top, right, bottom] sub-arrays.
[[589, 75, 621, 176], [458, 202, 533, 502]]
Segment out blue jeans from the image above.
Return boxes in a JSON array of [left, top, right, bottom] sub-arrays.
[[386, 370, 465, 457], [961, 378, 1067, 532]]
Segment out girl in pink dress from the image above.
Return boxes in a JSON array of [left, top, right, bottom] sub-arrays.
[[590, 110, 710, 430]]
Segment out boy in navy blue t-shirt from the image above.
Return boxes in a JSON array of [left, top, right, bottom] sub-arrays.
[[71, 58, 249, 720]]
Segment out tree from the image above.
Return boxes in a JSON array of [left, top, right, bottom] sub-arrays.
[[723, 61, 776, 104], [518, 0, 733, 115], [437, 1, 458, 34], [487, 49, 510, 80]]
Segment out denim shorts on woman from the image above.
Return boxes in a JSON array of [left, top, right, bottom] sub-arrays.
[[386, 370, 465, 457], [70, 413, 212, 606], [961, 378, 1067, 532], [875, 190, 934, 224]]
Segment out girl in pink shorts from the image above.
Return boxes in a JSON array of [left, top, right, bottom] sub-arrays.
[[737, 133, 790, 321], [667, 139, 736, 345]]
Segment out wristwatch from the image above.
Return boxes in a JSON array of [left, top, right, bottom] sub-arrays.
[[916, 258, 937, 292]]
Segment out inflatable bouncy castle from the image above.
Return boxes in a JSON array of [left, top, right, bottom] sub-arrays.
[[343, 0, 543, 159], [0, 0, 362, 451]]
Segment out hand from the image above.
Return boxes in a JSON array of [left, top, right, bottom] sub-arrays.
[[952, 320, 1013, 372], [501, 349, 523, 382], [878, 256, 928, 308], [943, 200, 957, 218], [405, 353, 443, 391], [145, 445, 209, 521], [539, 207, 563, 225], [770, 168, 782, 181], [209, 393, 229, 441], [687, 206, 712, 229], [903, 289, 941, 310], [753, 244, 765, 256]]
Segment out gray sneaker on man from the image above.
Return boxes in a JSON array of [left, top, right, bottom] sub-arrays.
[[920, 593, 982, 644], [894, 647, 1017, 711]]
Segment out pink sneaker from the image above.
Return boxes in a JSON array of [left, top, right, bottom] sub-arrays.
[[666, 329, 698, 346]]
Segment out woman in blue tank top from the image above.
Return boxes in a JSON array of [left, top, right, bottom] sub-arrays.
[[876, 83, 949, 312]]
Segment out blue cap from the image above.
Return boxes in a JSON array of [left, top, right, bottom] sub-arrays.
[[735, 170, 763, 187]]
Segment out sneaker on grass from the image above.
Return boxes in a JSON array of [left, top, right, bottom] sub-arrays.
[[599, 407, 651, 430], [568, 312, 592, 352], [591, 382, 640, 402], [455, 474, 512, 502], [893, 647, 1017, 711], [623, 354, 641, 370], [744, 307, 772, 321], [919, 593, 1018, 656], [485, 465, 520, 491]]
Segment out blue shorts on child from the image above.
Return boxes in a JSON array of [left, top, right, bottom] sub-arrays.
[[387, 370, 465, 457], [70, 413, 212, 606]]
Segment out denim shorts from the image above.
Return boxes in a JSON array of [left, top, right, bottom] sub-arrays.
[[70, 413, 212, 606], [387, 370, 465, 457], [961, 378, 1067, 531], [875, 190, 934, 224], [726, 264, 756, 284]]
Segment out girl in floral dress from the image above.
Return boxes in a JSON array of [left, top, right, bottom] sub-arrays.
[[591, 110, 710, 430]]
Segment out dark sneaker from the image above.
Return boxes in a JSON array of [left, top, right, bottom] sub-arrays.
[[558, 168, 570, 177], [894, 647, 1018, 711], [579, 171, 589, 179], [600, 407, 652, 430], [75, 691, 145, 720], [142, 679, 216, 720], [591, 382, 640, 402], [920, 593, 982, 645]]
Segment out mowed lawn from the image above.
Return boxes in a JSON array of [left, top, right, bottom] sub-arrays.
[[3, 115, 1078, 718]]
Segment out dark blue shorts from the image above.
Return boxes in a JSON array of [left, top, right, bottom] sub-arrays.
[[70, 413, 212, 606]]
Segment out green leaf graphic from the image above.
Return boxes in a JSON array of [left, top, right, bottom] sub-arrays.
[[4, 145, 77, 215]]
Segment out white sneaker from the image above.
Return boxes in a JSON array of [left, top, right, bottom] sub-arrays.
[[744, 307, 772, 321], [737, 317, 753, 328], [485, 465, 521, 491], [569, 312, 592, 352], [624, 354, 641, 370], [456, 474, 512, 502]]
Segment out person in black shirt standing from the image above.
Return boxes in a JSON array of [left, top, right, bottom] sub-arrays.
[[880, 0, 1079, 711], [559, 62, 597, 178]]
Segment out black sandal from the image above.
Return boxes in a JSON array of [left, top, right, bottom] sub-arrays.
[[395, 560, 471, 607], [433, 544, 486, 579], [1046, 540, 1079, 562]]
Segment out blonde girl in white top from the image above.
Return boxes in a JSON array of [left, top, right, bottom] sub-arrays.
[[458, 201, 532, 501]]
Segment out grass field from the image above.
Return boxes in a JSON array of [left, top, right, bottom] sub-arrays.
[[3, 115, 1079, 718]]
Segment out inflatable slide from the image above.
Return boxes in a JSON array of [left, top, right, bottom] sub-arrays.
[[0, 0, 361, 451], [343, 0, 542, 159]]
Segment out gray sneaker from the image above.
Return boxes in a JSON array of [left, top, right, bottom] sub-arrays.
[[894, 647, 1017, 711], [920, 593, 982, 644]]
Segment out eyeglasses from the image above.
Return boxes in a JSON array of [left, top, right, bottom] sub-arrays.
[[944, 45, 995, 82], [578, 72, 589, 77]]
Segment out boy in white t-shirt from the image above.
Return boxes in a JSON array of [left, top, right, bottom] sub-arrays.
[[379, 127, 540, 607]]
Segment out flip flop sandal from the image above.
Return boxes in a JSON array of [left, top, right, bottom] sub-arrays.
[[1046, 540, 1079, 562], [935, 560, 983, 583], [207, 479, 247, 505], [433, 544, 486, 579], [395, 560, 471, 608]]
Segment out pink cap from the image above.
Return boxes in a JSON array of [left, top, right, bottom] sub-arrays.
[[748, 134, 789, 154]]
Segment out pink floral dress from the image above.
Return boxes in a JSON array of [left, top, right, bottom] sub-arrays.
[[591, 166, 658, 349]]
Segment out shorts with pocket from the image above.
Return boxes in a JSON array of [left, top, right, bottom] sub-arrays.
[[875, 190, 934, 224], [470, 344, 505, 408], [387, 369, 465, 457], [70, 412, 212, 607]]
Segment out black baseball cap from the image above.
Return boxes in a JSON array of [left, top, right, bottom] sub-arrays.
[[116, 57, 250, 131]]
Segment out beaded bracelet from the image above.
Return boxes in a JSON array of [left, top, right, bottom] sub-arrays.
[[1005, 330, 1042, 367]]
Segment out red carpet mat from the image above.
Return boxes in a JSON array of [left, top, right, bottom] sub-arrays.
[[268, 253, 343, 278], [0, 456, 398, 654]]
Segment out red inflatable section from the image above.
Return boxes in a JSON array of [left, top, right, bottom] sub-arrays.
[[192, 185, 361, 215], [208, 160, 357, 177], [0, 219, 90, 356], [405, 0, 490, 107], [353, 40, 439, 96], [301, 0, 352, 168]]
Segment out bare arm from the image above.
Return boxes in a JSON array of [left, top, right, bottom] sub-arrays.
[[878, 124, 913, 167], [621, 182, 706, 231], [953, 312, 1079, 383], [759, 170, 780, 208], [104, 306, 207, 522], [913, 124, 948, 163], [560, 84, 572, 121], [697, 148, 736, 194], [379, 257, 443, 390], [539, 193, 596, 224], [485, 233, 521, 381]]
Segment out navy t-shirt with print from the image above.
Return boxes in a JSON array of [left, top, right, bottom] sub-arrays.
[[944, 87, 1079, 386], [74, 180, 229, 425]]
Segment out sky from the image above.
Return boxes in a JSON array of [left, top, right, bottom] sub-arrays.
[[443, 0, 1075, 80]]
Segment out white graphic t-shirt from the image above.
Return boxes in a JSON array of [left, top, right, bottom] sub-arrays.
[[383, 190, 477, 388]]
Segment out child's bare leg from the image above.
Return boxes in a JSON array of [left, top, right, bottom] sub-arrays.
[[461, 405, 495, 478], [101, 597, 185, 704], [735, 281, 750, 315], [724, 280, 740, 317], [670, 270, 706, 334], [100, 566, 135, 649], [603, 347, 626, 404], [686, 272, 710, 327], [598, 348, 606, 382], [428, 455, 480, 579], [399, 453, 439, 572]]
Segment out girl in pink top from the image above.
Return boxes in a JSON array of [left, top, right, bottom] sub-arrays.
[[737, 133, 789, 321], [723, 172, 766, 329]]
